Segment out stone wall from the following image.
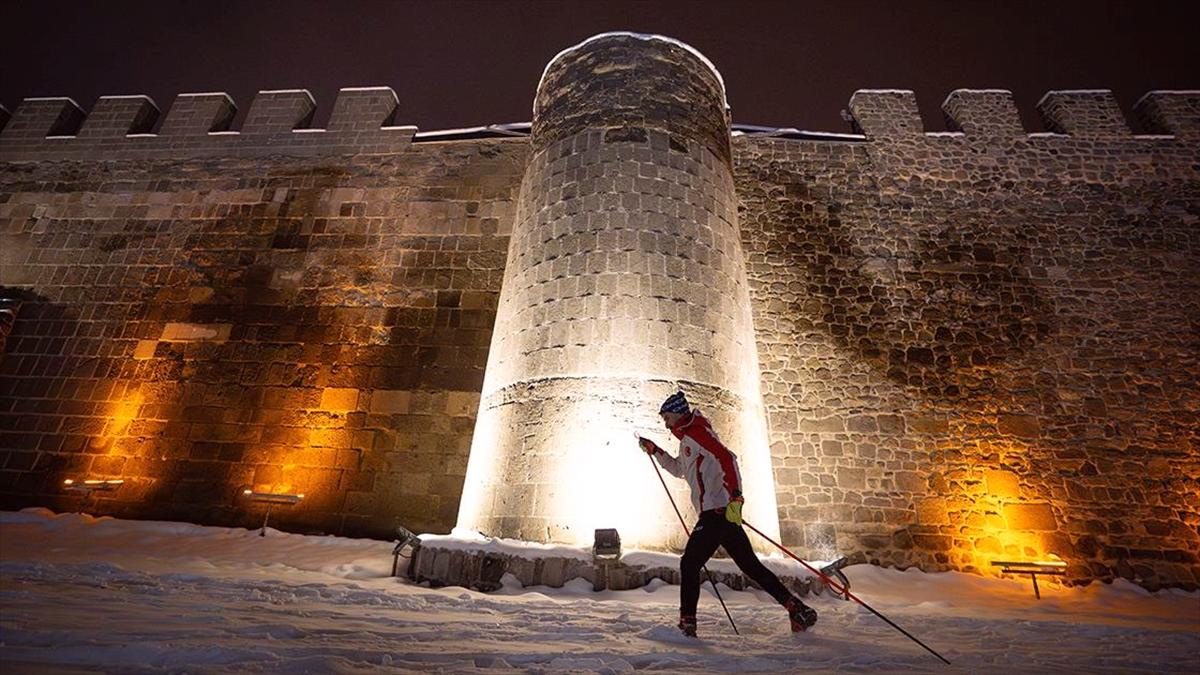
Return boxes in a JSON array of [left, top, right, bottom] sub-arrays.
[[1, 73, 1197, 589], [736, 89, 1200, 589], [0, 90, 527, 537]]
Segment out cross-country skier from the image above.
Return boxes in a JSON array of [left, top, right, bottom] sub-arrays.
[[639, 390, 818, 638]]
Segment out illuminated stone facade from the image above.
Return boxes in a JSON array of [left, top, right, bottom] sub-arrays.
[[457, 34, 779, 551], [1, 36, 1197, 589]]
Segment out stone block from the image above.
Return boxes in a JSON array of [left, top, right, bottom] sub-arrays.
[[399, 472, 432, 496], [445, 391, 479, 417], [159, 92, 236, 135], [159, 323, 232, 343], [132, 340, 159, 360], [1036, 90, 1130, 137], [837, 466, 866, 489], [242, 89, 316, 134], [911, 533, 953, 552], [907, 416, 948, 434], [1, 97, 85, 141], [942, 89, 1024, 137], [974, 536, 1003, 555], [893, 470, 923, 492], [78, 95, 160, 139], [321, 387, 360, 412], [984, 469, 1021, 499], [998, 414, 1040, 438], [876, 414, 905, 434], [1134, 90, 1200, 138], [799, 417, 845, 433], [539, 557, 566, 587], [847, 89, 922, 138], [846, 415, 877, 433], [915, 499, 950, 525], [1002, 502, 1058, 531], [370, 390, 412, 414], [327, 87, 398, 132]]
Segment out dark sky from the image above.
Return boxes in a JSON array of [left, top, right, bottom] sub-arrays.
[[2, 0, 1197, 133]]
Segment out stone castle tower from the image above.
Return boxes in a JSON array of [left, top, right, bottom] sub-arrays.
[[456, 34, 780, 551]]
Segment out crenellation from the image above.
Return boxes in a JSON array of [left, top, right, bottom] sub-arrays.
[[1134, 90, 1200, 138], [0, 85, 1191, 163], [327, 87, 399, 132], [0, 88, 420, 161], [241, 89, 317, 134], [941, 89, 1024, 137], [846, 89, 923, 138], [77, 95, 161, 139], [1037, 90, 1131, 137], [158, 92, 237, 136], [1, 97, 85, 142]]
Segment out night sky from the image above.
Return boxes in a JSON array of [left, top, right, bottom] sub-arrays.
[[2, 0, 1198, 134]]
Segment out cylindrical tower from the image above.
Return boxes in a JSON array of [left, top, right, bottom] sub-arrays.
[[457, 32, 780, 551]]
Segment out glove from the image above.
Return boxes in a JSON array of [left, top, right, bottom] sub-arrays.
[[637, 437, 661, 455], [725, 495, 744, 525]]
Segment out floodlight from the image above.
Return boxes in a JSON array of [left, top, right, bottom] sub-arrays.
[[240, 489, 304, 537], [62, 477, 125, 513], [593, 528, 621, 560]]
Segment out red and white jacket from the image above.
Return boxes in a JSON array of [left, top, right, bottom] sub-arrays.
[[652, 411, 742, 514]]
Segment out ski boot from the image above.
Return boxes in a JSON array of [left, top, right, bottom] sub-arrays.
[[785, 597, 818, 632], [678, 614, 698, 638]]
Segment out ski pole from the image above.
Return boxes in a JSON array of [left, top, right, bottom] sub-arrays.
[[742, 519, 951, 666], [644, 447, 740, 636]]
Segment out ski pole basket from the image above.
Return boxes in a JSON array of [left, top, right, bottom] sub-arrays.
[[991, 560, 1066, 599]]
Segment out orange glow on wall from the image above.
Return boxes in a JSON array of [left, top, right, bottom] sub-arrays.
[[930, 437, 1067, 578], [104, 389, 144, 439], [239, 391, 359, 512]]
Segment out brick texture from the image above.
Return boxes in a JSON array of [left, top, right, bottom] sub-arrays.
[[459, 34, 778, 552], [735, 89, 1200, 589], [0, 43, 1197, 591], [0, 139, 527, 538]]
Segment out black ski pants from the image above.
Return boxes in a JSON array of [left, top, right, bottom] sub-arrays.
[[680, 510, 793, 616]]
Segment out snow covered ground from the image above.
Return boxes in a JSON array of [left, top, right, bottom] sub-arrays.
[[1, 509, 1197, 674]]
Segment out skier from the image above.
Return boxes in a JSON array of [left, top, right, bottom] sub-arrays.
[[639, 390, 818, 638]]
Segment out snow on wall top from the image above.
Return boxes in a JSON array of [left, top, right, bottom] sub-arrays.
[[537, 32, 729, 111], [0, 86, 1196, 163]]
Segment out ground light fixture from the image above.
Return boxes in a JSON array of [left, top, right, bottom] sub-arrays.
[[816, 556, 853, 600], [591, 528, 623, 591], [391, 524, 422, 577], [593, 528, 622, 561], [241, 490, 304, 537], [991, 559, 1068, 599], [62, 478, 124, 513]]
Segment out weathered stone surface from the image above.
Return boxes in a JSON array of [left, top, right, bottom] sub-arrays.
[[408, 540, 815, 596], [1, 37, 1198, 591], [458, 33, 778, 552], [998, 414, 1040, 438], [735, 98, 1200, 589], [984, 470, 1021, 499], [1002, 503, 1059, 531], [0, 140, 527, 538], [533, 33, 731, 164]]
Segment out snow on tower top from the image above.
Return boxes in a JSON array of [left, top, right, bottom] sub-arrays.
[[537, 31, 729, 112]]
